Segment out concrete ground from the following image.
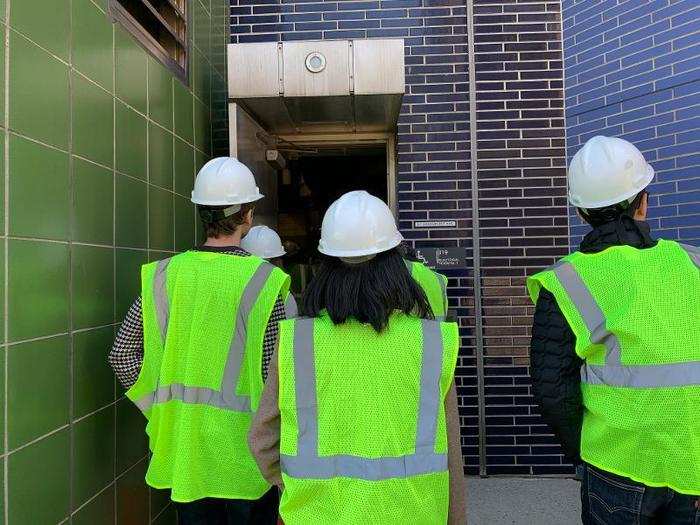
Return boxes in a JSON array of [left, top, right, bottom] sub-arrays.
[[466, 477, 581, 524]]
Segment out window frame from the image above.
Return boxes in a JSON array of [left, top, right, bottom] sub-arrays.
[[107, 0, 189, 84]]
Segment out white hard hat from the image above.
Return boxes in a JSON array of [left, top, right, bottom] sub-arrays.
[[191, 157, 264, 207], [319, 191, 403, 258], [241, 225, 286, 259], [568, 135, 654, 209]]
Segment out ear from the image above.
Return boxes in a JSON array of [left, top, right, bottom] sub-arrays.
[[634, 192, 648, 221], [244, 208, 254, 226]]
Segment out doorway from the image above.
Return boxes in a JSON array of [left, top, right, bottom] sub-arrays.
[[276, 140, 393, 295]]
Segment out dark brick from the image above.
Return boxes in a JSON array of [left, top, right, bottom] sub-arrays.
[[234, 0, 568, 477]]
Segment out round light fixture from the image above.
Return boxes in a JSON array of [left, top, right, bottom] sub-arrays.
[[305, 52, 326, 73]]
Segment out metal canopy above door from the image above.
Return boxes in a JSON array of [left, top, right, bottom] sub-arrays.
[[227, 39, 405, 135]]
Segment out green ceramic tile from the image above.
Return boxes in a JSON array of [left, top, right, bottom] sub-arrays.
[[10, 0, 70, 60], [8, 335, 69, 448], [0, 133, 5, 236], [9, 134, 70, 240], [175, 196, 195, 252], [116, 248, 147, 320], [174, 137, 195, 197], [115, 27, 147, 114], [0, 25, 5, 127], [173, 80, 193, 144], [0, 244, 4, 341], [72, 157, 114, 244], [192, 47, 211, 108], [150, 489, 171, 520], [73, 485, 115, 525], [8, 239, 69, 341], [149, 123, 174, 190], [74, 326, 115, 418], [194, 100, 211, 154], [73, 407, 116, 508], [8, 429, 70, 524], [72, 244, 115, 329], [73, 73, 114, 167], [0, 458, 4, 523], [149, 186, 174, 251], [148, 57, 173, 130], [116, 397, 147, 474], [195, 150, 208, 175], [72, 0, 114, 90], [153, 503, 177, 525], [193, 0, 211, 61], [116, 101, 147, 179], [116, 459, 149, 525], [9, 33, 69, 149], [0, 349, 6, 442], [115, 174, 147, 248], [149, 250, 172, 262]]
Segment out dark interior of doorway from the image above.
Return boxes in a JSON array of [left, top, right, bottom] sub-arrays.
[[277, 144, 387, 294]]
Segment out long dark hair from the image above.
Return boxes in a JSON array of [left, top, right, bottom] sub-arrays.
[[300, 248, 433, 332]]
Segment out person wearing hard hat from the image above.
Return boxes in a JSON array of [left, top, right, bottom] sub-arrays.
[[242, 225, 298, 318], [242, 225, 287, 267], [109, 157, 293, 524], [526, 136, 700, 523], [401, 243, 450, 321], [248, 190, 467, 524]]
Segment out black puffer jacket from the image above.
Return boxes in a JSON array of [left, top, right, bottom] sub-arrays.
[[529, 216, 657, 463]]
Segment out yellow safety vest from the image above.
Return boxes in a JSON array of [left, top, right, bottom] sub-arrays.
[[277, 313, 459, 524], [127, 251, 290, 502], [527, 240, 700, 495]]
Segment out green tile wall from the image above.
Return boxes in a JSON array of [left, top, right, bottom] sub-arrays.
[[1, 0, 228, 522]]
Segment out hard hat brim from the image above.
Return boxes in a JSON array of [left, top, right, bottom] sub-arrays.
[[191, 193, 265, 206], [568, 164, 654, 209], [318, 233, 403, 258], [261, 249, 286, 259]]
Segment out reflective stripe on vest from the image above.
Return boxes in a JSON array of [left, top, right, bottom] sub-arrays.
[[284, 294, 298, 318], [153, 258, 171, 342], [680, 243, 700, 269], [552, 260, 700, 388], [404, 260, 446, 322], [280, 318, 447, 481], [134, 261, 277, 413]]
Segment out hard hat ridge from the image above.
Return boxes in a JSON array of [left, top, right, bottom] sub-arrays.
[[319, 190, 403, 258], [191, 157, 264, 206]]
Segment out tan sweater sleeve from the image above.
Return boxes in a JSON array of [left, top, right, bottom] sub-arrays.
[[248, 343, 283, 488], [447, 379, 467, 524]]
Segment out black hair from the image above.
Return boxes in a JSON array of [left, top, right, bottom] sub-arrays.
[[398, 242, 421, 262], [300, 247, 433, 332], [578, 190, 647, 227]]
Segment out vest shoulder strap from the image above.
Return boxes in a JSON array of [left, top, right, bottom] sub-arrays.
[[679, 242, 700, 269]]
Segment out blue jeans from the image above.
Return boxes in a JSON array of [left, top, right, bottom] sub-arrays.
[[175, 489, 279, 525], [582, 464, 700, 525]]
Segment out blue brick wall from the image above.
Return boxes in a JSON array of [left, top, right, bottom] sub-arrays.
[[563, 0, 700, 245], [231, 0, 570, 476]]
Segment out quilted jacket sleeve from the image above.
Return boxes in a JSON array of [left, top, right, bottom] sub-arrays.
[[530, 289, 584, 464]]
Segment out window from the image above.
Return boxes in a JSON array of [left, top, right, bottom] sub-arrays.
[[109, 0, 188, 82]]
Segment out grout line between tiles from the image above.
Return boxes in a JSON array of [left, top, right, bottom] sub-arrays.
[[67, 0, 76, 519], [3, 2, 10, 523], [111, 15, 119, 525]]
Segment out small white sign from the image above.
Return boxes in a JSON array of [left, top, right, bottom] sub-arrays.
[[414, 220, 457, 228]]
